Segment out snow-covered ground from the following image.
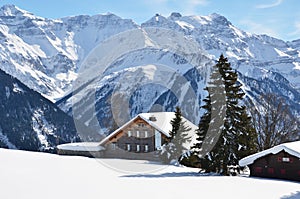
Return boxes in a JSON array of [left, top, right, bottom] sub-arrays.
[[0, 148, 299, 199]]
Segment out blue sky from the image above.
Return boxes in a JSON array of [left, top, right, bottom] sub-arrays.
[[0, 0, 299, 41]]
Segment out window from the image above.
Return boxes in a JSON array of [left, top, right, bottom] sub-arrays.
[[282, 157, 290, 162], [267, 168, 274, 174], [136, 144, 140, 152], [145, 131, 148, 138], [279, 156, 293, 163], [126, 144, 131, 151], [111, 142, 116, 150], [128, 131, 132, 137], [145, 145, 149, 152], [138, 123, 145, 127], [136, 131, 140, 138]]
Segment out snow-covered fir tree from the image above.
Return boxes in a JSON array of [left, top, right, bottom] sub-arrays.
[[192, 55, 257, 175], [185, 89, 213, 169], [191, 88, 211, 153], [161, 107, 192, 165], [218, 55, 257, 166]]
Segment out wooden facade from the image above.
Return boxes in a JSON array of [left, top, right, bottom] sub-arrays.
[[248, 150, 300, 181], [57, 112, 198, 162], [102, 116, 169, 161]]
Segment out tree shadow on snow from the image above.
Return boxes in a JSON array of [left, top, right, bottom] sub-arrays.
[[246, 176, 300, 185], [121, 172, 221, 178], [281, 191, 300, 199]]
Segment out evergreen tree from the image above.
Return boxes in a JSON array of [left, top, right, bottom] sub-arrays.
[[195, 60, 227, 173], [192, 54, 257, 174], [161, 106, 192, 165], [217, 54, 257, 167], [170, 106, 183, 139], [188, 89, 212, 169], [191, 89, 211, 153]]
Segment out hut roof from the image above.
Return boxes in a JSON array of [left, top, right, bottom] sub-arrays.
[[239, 141, 300, 167]]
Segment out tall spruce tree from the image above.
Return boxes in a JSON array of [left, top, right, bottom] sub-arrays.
[[218, 54, 257, 166], [191, 90, 211, 153], [161, 106, 192, 165], [192, 54, 257, 174], [170, 106, 183, 139], [189, 89, 212, 169], [192, 60, 227, 172]]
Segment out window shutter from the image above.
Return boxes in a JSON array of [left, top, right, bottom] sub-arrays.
[[254, 167, 262, 173], [267, 168, 274, 174], [280, 169, 286, 175], [277, 157, 282, 162]]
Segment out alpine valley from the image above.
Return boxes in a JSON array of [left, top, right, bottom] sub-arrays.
[[0, 5, 299, 150]]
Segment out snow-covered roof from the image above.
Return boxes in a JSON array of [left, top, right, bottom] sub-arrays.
[[239, 141, 300, 167], [99, 112, 198, 147], [57, 142, 105, 152], [139, 112, 176, 137]]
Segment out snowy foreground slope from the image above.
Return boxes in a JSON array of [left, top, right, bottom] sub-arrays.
[[0, 149, 299, 199]]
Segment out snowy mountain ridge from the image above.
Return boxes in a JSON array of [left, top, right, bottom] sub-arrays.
[[0, 5, 299, 137], [0, 68, 80, 151], [0, 4, 138, 101]]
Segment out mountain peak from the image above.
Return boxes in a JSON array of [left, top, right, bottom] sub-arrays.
[[0, 4, 31, 17], [169, 12, 182, 19], [209, 13, 231, 26], [141, 13, 170, 26]]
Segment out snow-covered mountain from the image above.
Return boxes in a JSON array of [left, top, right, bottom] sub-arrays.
[[0, 5, 299, 138], [143, 13, 300, 90], [0, 4, 138, 101], [0, 69, 81, 151]]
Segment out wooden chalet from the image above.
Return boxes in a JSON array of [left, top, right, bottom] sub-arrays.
[[239, 141, 300, 181], [57, 112, 198, 162], [99, 112, 198, 161]]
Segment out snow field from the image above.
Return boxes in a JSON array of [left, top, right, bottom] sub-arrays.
[[0, 148, 300, 199]]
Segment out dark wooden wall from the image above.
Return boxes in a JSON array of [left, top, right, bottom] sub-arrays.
[[249, 150, 300, 181]]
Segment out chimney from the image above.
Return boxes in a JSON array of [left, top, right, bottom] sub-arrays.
[[149, 116, 157, 121]]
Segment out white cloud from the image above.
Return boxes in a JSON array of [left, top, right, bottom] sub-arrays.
[[256, 0, 284, 9], [180, 0, 210, 15], [152, 0, 209, 6], [188, 0, 209, 6], [239, 19, 279, 38], [288, 21, 300, 38], [142, 0, 209, 16]]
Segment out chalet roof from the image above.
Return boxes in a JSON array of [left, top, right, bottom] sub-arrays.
[[99, 112, 198, 147], [239, 141, 300, 167], [57, 142, 105, 152]]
